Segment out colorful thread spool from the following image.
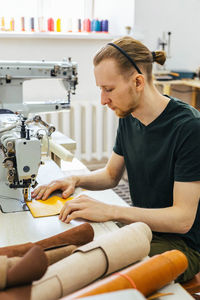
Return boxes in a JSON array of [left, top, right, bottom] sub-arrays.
[[1, 17, 5, 31], [101, 20, 108, 32], [83, 18, 91, 32], [30, 17, 35, 32], [21, 17, 25, 31], [38, 16, 45, 32], [78, 19, 81, 32], [56, 18, 61, 32], [48, 18, 54, 31], [10, 18, 14, 31]]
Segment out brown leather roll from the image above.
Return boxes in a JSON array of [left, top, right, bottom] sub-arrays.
[[0, 245, 47, 297], [36, 223, 94, 250], [0, 285, 31, 300], [7, 244, 77, 269], [64, 250, 188, 299], [0, 223, 94, 257], [0, 243, 34, 258], [7, 246, 48, 288], [45, 245, 77, 265]]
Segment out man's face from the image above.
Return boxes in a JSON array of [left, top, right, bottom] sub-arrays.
[[94, 59, 139, 118]]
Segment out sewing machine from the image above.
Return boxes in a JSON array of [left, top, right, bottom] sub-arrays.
[[0, 59, 78, 213]]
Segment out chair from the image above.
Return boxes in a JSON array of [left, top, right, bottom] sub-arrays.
[[182, 272, 200, 299]]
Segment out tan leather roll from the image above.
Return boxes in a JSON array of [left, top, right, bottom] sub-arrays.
[[63, 249, 188, 299], [0, 256, 8, 290], [31, 222, 152, 300]]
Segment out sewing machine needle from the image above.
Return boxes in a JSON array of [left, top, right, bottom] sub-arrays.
[[23, 188, 29, 201]]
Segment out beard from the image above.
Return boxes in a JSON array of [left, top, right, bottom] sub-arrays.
[[114, 107, 134, 118], [114, 86, 137, 118]]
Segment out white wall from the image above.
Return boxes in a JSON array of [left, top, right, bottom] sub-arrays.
[[94, 0, 135, 35], [135, 0, 200, 71]]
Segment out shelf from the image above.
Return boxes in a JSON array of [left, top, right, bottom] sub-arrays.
[[0, 31, 116, 40], [0, 31, 143, 41]]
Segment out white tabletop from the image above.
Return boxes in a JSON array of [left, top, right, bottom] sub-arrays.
[[0, 157, 127, 246]]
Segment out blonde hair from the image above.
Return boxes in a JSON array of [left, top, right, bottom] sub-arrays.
[[93, 36, 166, 81]]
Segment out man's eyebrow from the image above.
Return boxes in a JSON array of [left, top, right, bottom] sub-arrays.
[[100, 85, 114, 88]]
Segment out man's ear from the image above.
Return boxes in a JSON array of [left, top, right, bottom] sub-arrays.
[[135, 74, 145, 91]]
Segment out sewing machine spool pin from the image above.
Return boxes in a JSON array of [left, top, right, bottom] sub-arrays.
[[33, 115, 55, 136]]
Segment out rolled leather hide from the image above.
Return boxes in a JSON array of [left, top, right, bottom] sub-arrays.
[[31, 222, 152, 300], [0, 285, 32, 300], [5, 244, 77, 268], [0, 223, 94, 257], [0, 246, 48, 291], [45, 244, 77, 265], [63, 249, 188, 299]]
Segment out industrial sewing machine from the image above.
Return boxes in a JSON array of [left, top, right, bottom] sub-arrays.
[[0, 59, 78, 213]]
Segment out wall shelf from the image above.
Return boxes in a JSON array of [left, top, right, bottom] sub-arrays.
[[0, 31, 143, 40]]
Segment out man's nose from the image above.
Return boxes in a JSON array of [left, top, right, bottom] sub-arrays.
[[101, 91, 109, 105]]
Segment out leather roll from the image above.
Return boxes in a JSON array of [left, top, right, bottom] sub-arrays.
[[7, 246, 48, 288], [45, 244, 77, 265], [63, 249, 188, 299], [0, 223, 94, 257], [0, 246, 48, 291], [31, 222, 152, 300], [5, 244, 77, 270]]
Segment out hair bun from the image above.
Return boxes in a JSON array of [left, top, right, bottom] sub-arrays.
[[152, 51, 166, 65]]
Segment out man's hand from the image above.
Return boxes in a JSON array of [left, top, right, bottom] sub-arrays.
[[59, 195, 115, 223], [31, 176, 79, 200]]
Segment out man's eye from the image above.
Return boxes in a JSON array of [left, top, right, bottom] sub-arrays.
[[105, 89, 113, 92]]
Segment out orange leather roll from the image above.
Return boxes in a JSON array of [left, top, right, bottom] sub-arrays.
[[64, 249, 188, 299]]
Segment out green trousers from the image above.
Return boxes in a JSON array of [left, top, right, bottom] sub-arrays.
[[149, 234, 200, 283]]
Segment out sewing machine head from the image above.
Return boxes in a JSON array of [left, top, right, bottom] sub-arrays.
[[0, 58, 78, 213], [0, 58, 78, 116], [0, 114, 41, 200]]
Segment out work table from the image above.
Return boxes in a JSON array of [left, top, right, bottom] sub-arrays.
[[155, 78, 200, 108], [0, 157, 127, 246]]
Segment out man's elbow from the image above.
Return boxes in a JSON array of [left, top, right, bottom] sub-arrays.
[[176, 220, 193, 234], [109, 179, 119, 189], [105, 168, 121, 188]]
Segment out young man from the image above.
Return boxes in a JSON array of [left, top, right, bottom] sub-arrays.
[[32, 37, 200, 282]]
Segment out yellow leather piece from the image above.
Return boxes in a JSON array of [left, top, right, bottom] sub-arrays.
[[26, 196, 74, 218]]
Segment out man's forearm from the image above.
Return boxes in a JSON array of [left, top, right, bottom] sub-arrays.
[[110, 205, 192, 234], [75, 168, 118, 190]]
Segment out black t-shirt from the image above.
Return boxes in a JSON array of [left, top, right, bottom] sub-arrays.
[[113, 97, 200, 252]]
